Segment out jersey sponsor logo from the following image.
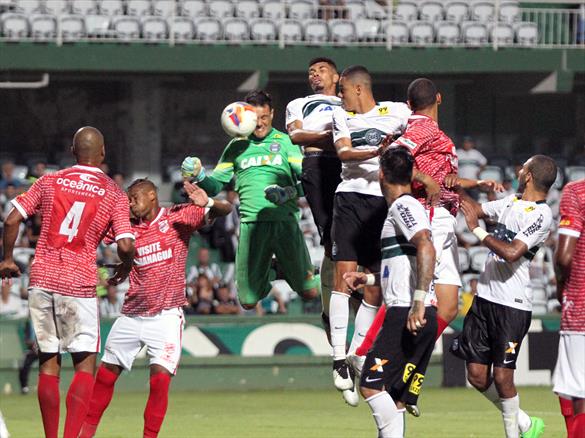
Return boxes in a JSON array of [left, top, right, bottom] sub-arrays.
[[319, 105, 334, 112], [378, 106, 389, 115], [370, 358, 388, 372], [559, 215, 573, 227], [269, 143, 281, 153], [397, 137, 417, 150], [383, 265, 390, 279], [397, 203, 417, 229], [522, 214, 544, 237], [240, 155, 283, 169], [364, 129, 383, 146], [56, 173, 106, 196], [503, 359, 515, 365], [364, 376, 382, 383], [524, 206, 535, 213], [135, 241, 173, 266]]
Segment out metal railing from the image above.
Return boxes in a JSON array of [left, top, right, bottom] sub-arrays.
[[0, 1, 583, 49]]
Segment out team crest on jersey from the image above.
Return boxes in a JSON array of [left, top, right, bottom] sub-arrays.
[[269, 143, 281, 152], [158, 219, 169, 233], [378, 106, 389, 115], [364, 129, 383, 146]]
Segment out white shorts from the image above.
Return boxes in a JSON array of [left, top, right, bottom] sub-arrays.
[[102, 307, 185, 375], [28, 288, 100, 354], [553, 333, 585, 399], [430, 207, 462, 287]]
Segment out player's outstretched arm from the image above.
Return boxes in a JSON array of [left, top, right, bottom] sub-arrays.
[[444, 174, 504, 193], [184, 181, 232, 218], [412, 170, 441, 206], [287, 120, 332, 147], [408, 229, 436, 334], [343, 271, 379, 290], [460, 200, 528, 263], [0, 208, 24, 279], [181, 156, 227, 197], [334, 137, 379, 162]]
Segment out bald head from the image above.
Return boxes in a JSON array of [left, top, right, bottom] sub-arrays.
[[72, 126, 105, 165]]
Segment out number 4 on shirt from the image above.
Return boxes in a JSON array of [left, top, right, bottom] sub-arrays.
[[58, 201, 86, 242]]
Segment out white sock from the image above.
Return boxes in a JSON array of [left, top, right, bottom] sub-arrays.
[[481, 385, 531, 433], [329, 292, 349, 360], [349, 300, 379, 353], [320, 257, 334, 317], [365, 392, 404, 438], [501, 395, 520, 438]]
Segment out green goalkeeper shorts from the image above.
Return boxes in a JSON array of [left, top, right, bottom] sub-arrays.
[[236, 220, 318, 306]]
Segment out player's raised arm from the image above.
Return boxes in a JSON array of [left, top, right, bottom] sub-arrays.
[[181, 143, 238, 197], [332, 108, 379, 162], [183, 180, 232, 219]]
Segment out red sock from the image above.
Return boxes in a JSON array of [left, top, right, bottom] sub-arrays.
[[572, 413, 585, 438], [79, 366, 120, 438], [64, 371, 95, 438], [356, 306, 386, 356], [435, 316, 450, 341], [560, 397, 575, 437], [38, 373, 60, 438], [143, 373, 172, 438]]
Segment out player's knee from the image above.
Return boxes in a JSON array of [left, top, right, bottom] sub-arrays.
[[493, 369, 515, 395], [360, 386, 379, 399], [466, 369, 490, 392]]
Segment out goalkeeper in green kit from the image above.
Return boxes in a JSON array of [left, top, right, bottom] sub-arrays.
[[181, 90, 319, 309]]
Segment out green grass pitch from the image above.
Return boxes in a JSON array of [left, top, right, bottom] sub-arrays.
[[1, 387, 563, 437]]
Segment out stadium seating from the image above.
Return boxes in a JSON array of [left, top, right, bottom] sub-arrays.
[[142, 15, 167, 41], [170, 16, 195, 41], [458, 247, 470, 272], [223, 18, 249, 41], [479, 165, 504, 182], [195, 17, 222, 41], [469, 246, 490, 272], [566, 166, 585, 182], [0, 0, 543, 46], [250, 18, 276, 41], [30, 14, 56, 40], [113, 16, 140, 40], [60, 15, 86, 41]]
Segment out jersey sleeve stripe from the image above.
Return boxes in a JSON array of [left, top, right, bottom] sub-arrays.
[[558, 228, 581, 238], [115, 232, 135, 241], [10, 199, 29, 219], [215, 163, 233, 170], [288, 157, 302, 164]]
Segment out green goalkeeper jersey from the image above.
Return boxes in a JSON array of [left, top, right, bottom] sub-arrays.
[[198, 128, 303, 222]]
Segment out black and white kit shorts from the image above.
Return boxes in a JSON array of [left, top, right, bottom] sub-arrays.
[[450, 296, 531, 369], [360, 306, 437, 406], [331, 191, 387, 270]]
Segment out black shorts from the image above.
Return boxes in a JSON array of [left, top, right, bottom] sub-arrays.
[[450, 296, 531, 369], [360, 306, 437, 406], [301, 153, 342, 249], [331, 192, 387, 269]]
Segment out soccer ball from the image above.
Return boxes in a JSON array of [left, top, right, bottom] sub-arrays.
[[220, 102, 258, 138]]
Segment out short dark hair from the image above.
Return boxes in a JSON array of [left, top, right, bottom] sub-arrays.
[[527, 155, 557, 192], [340, 65, 371, 86], [309, 57, 337, 71], [245, 90, 272, 109], [407, 78, 438, 111], [380, 147, 414, 185], [128, 178, 157, 192]]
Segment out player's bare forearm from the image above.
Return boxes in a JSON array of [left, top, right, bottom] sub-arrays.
[[446, 176, 504, 193], [209, 199, 233, 218], [411, 230, 435, 292], [412, 170, 441, 206], [334, 139, 378, 162], [554, 234, 577, 302], [289, 129, 332, 147], [459, 193, 486, 219], [343, 271, 380, 290], [116, 238, 135, 266], [483, 236, 527, 263]]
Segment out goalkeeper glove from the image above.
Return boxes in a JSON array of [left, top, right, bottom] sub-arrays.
[[181, 156, 206, 182], [264, 185, 297, 205]]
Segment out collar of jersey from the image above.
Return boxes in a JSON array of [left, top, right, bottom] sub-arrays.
[[514, 194, 546, 204], [73, 164, 104, 173], [250, 128, 275, 143], [137, 207, 165, 228]]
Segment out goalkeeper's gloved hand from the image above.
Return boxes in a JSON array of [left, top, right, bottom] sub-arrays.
[[181, 156, 205, 182], [264, 185, 297, 205]]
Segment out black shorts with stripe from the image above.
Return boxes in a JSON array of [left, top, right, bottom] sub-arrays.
[[360, 306, 437, 406], [301, 153, 342, 249], [331, 192, 387, 269], [450, 296, 531, 369]]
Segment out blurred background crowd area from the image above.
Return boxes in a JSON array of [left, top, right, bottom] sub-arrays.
[[2, 134, 583, 319]]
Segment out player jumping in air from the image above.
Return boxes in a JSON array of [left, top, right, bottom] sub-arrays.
[[79, 180, 232, 438], [553, 178, 585, 438], [181, 90, 319, 310], [451, 155, 557, 438], [286, 57, 343, 338], [0, 127, 135, 438], [344, 147, 437, 438]]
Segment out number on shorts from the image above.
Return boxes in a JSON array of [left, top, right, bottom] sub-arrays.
[[58, 201, 86, 242]]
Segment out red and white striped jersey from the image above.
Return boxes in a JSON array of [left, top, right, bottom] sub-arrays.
[[558, 180, 585, 333], [122, 204, 206, 317], [392, 115, 459, 215], [11, 165, 134, 298]]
